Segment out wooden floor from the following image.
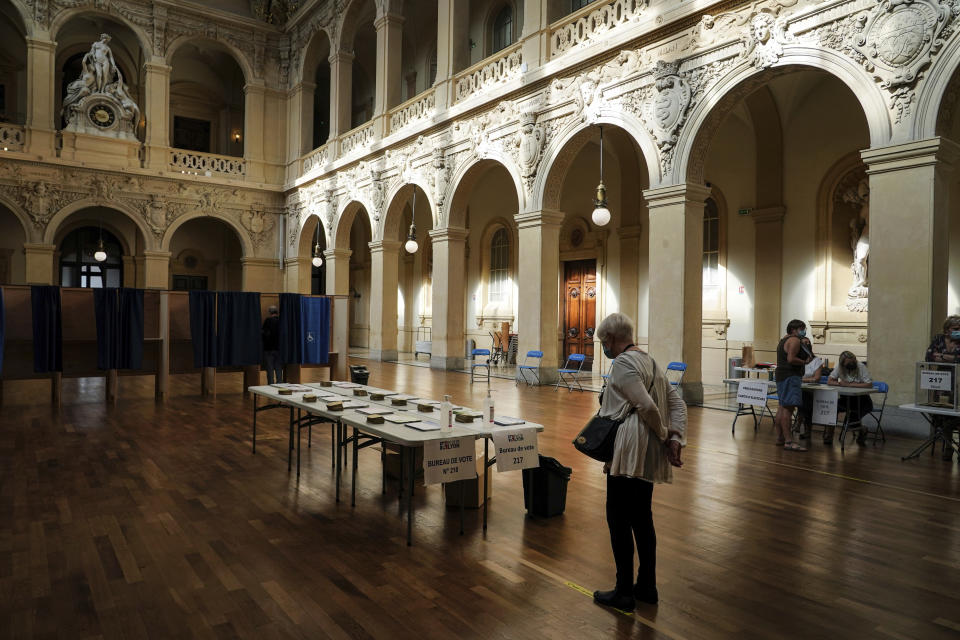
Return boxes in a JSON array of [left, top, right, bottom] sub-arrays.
[[1, 360, 959, 640]]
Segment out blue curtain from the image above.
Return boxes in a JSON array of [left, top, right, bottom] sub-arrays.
[[189, 291, 218, 368], [119, 289, 144, 370], [0, 287, 5, 375], [300, 296, 331, 364], [31, 285, 62, 373], [278, 293, 301, 364], [217, 291, 262, 367], [94, 288, 119, 370]]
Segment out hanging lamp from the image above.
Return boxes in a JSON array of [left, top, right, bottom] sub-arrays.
[[591, 125, 611, 227], [94, 217, 107, 262], [311, 221, 323, 268], [404, 186, 419, 254]]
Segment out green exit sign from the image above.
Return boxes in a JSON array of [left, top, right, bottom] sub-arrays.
[[738, 208, 752, 215]]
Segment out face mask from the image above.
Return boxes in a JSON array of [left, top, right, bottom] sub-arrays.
[[951, 331, 960, 340], [797, 330, 807, 338], [603, 344, 616, 359]]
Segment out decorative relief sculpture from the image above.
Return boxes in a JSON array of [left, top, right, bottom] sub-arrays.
[[516, 111, 545, 191], [61, 34, 141, 140], [741, 12, 790, 68], [22, 181, 60, 229], [842, 177, 870, 312], [242, 208, 276, 248], [642, 61, 692, 158]]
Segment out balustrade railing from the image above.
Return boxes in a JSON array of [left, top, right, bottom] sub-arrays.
[[339, 122, 376, 156], [453, 44, 523, 104], [170, 149, 246, 177], [389, 89, 436, 134], [549, 0, 648, 58], [302, 142, 331, 174], [0, 124, 25, 152]]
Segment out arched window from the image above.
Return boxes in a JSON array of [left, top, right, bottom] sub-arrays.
[[488, 227, 509, 302], [702, 197, 720, 286], [59, 227, 123, 288], [491, 5, 513, 54], [571, 0, 595, 10]]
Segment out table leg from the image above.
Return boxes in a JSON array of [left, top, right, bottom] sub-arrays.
[[252, 394, 257, 454], [483, 439, 489, 532], [331, 423, 335, 469], [381, 444, 386, 494], [398, 447, 405, 513], [459, 481, 465, 536], [407, 446, 414, 547], [287, 406, 294, 472], [296, 409, 302, 480], [351, 427, 358, 507], [335, 421, 341, 503]]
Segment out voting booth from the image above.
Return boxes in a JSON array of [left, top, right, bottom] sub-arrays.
[[916, 362, 959, 410]]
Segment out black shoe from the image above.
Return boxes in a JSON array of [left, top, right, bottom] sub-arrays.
[[593, 589, 635, 611], [943, 448, 954, 462], [856, 430, 867, 446], [799, 431, 810, 440], [633, 584, 659, 604]]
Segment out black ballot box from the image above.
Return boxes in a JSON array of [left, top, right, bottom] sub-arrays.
[[522, 455, 572, 517]]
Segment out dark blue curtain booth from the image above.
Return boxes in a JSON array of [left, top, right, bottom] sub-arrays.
[[217, 292, 262, 367], [0, 288, 5, 375], [278, 293, 302, 364], [189, 291, 218, 368], [31, 285, 63, 373], [95, 289, 145, 370], [300, 296, 331, 365]]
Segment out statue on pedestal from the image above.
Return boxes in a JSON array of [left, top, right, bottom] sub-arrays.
[[61, 34, 141, 140], [844, 178, 869, 312]]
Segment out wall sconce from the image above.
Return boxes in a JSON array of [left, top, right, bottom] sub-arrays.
[[350, 286, 361, 299], [232, 130, 242, 144]]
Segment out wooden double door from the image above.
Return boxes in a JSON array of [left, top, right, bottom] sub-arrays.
[[562, 259, 597, 371]]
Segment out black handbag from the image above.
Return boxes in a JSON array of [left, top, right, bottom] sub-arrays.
[[572, 355, 656, 462]]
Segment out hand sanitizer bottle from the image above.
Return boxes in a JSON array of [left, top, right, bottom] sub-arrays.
[[441, 395, 453, 429], [482, 388, 495, 424]]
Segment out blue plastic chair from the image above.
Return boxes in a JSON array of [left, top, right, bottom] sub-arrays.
[[556, 353, 587, 392], [666, 362, 687, 387], [470, 348, 490, 384], [516, 350, 544, 386]]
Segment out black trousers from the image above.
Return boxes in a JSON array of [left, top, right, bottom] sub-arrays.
[[606, 474, 656, 593]]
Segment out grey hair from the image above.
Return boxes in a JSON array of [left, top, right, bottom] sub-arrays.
[[596, 312, 634, 344], [268, 305, 278, 315]]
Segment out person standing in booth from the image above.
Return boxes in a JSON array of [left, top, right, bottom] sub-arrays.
[[775, 319, 812, 451], [592, 313, 686, 612], [261, 306, 282, 385], [925, 315, 960, 462]]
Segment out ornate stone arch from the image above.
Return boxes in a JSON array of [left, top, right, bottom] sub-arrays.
[[50, 8, 153, 59], [533, 114, 660, 213], [44, 198, 154, 251], [165, 34, 254, 84], [0, 193, 35, 243], [379, 178, 435, 242], [296, 213, 326, 260], [446, 154, 524, 229], [298, 25, 334, 86], [333, 198, 375, 250], [160, 211, 253, 257], [337, 0, 378, 53], [4, 0, 33, 38], [675, 49, 891, 186], [915, 33, 960, 139]]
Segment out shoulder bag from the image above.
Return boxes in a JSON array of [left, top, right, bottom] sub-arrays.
[[572, 355, 657, 462]]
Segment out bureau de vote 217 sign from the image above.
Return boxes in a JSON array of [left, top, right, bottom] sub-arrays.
[[490, 427, 539, 472]]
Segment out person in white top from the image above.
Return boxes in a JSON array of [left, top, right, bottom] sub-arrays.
[[591, 313, 686, 612], [825, 350, 874, 444], [797, 337, 828, 438]]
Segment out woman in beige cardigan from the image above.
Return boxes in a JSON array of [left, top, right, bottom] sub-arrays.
[[592, 313, 687, 611]]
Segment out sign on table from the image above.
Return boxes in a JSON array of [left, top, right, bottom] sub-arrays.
[[736, 380, 770, 407], [490, 428, 539, 472], [423, 438, 478, 485], [812, 390, 839, 425], [920, 369, 952, 392]]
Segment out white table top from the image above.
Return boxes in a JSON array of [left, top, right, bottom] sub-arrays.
[[899, 403, 960, 417], [722, 378, 877, 395]]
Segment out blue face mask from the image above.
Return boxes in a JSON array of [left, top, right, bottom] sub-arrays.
[[797, 329, 807, 339], [951, 331, 960, 340], [603, 344, 616, 359]]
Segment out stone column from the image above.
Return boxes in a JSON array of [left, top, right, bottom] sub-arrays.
[[284, 256, 311, 293], [325, 248, 352, 380], [329, 51, 354, 139], [618, 225, 642, 331], [287, 81, 316, 165], [143, 62, 172, 171], [515, 210, 564, 384], [25, 38, 57, 159], [751, 206, 785, 347], [368, 239, 401, 361], [429, 227, 468, 370], [862, 138, 958, 406], [434, 0, 469, 111], [520, 0, 547, 72], [24, 243, 56, 284], [241, 257, 281, 292], [142, 250, 171, 289], [374, 12, 404, 124], [243, 83, 266, 181], [643, 184, 711, 403]]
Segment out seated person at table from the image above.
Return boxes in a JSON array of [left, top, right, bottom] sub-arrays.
[[796, 338, 828, 438], [924, 315, 960, 462], [825, 351, 873, 445]]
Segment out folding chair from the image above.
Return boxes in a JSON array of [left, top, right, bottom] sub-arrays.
[[555, 353, 587, 392], [863, 381, 888, 444], [490, 331, 505, 366], [666, 362, 687, 388], [470, 348, 491, 384], [516, 350, 543, 386]]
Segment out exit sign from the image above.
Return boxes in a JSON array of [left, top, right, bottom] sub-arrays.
[[738, 208, 752, 215]]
